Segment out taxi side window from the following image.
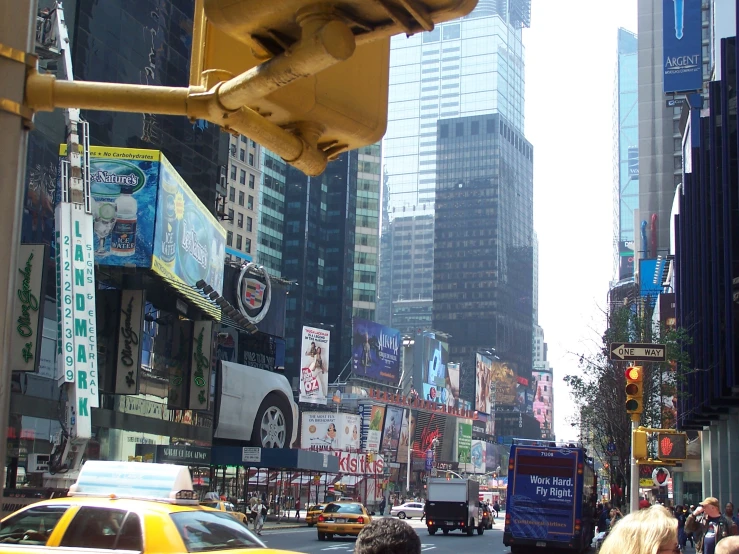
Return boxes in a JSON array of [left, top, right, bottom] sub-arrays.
[[60, 507, 142, 551], [0, 505, 69, 545]]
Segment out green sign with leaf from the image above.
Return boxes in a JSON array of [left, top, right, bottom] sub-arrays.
[[457, 422, 472, 463]]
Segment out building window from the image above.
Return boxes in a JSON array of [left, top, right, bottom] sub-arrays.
[[228, 208, 234, 221], [250, 140, 256, 148], [238, 191, 245, 206], [228, 187, 235, 202], [239, 148, 245, 161], [237, 212, 244, 228], [248, 174, 255, 189], [236, 234, 242, 250], [247, 195, 254, 210], [241, 135, 247, 144], [440, 124, 448, 138], [471, 121, 479, 135], [246, 216, 253, 232], [239, 169, 246, 184], [245, 238, 252, 253], [227, 231, 233, 246], [248, 153, 254, 166], [230, 165, 236, 180], [455, 122, 463, 136]]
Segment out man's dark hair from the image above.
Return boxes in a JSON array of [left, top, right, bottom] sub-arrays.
[[355, 518, 421, 554]]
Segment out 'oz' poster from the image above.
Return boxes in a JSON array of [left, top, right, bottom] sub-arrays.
[[299, 326, 330, 405]]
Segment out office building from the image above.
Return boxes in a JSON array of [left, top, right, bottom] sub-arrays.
[[282, 146, 381, 388], [257, 149, 288, 276], [221, 135, 260, 263], [381, 0, 531, 330], [433, 113, 534, 403], [614, 28, 638, 281]]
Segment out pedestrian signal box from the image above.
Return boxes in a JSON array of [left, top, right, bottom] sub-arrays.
[[632, 429, 648, 460], [625, 366, 643, 415], [657, 432, 688, 461]]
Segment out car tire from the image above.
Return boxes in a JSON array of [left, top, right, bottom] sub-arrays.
[[251, 393, 292, 448], [327, 534, 334, 540], [318, 532, 326, 541], [398, 511, 406, 519]]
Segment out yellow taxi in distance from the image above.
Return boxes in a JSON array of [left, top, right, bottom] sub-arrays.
[[305, 504, 326, 527], [316, 501, 371, 540], [200, 492, 249, 525], [0, 461, 297, 554]]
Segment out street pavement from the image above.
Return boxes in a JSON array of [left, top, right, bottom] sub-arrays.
[[257, 517, 511, 554]]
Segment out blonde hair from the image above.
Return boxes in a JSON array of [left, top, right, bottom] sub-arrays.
[[716, 536, 739, 554], [600, 506, 677, 554]]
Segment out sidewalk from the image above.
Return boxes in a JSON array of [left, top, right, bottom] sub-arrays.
[[261, 514, 310, 530]]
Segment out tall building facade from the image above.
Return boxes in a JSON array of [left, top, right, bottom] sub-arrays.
[[282, 146, 381, 388], [433, 113, 534, 403], [380, 0, 531, 330], [222, 135, 261, 263], [636, 0, 711, 259], [613, 28, 638, 281], [257, 149, 287, 276]]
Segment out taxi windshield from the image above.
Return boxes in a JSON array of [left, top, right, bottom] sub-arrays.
[[171, 510, 263, 552], [324, 504, 363, 514]]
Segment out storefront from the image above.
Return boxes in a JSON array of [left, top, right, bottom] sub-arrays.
[[6, 147, 224, 490]]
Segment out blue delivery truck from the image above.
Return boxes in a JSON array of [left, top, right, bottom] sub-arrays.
[[504, 439, 596, 553]]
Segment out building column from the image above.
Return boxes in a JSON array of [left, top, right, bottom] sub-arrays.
[[673, 470, 683, 505], [709, 423, 721, 497], [727, 413, 739, 503], [717, 419, 730, 503], [702, 427, 712, 498]]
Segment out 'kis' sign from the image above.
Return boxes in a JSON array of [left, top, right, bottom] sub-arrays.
[[332, 451, 385, 475]]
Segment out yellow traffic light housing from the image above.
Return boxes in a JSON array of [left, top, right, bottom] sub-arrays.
[[657, 432, 688, 461], [632, 428, 648, 460], [190, 0, 479, 163], [625, 366, 643, 416]]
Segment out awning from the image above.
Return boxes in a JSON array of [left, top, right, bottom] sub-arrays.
[[290, 473, 338, 486], [337, 475, 363, 487]]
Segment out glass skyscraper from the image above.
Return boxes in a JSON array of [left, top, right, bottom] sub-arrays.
[[613, 28, 638, 281], [380, 0, 531, 329]]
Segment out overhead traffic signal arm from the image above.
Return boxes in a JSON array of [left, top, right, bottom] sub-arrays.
[[22, 0, 478, 176]]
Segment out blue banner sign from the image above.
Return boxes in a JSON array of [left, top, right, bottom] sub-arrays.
[[663, 0, 703, 93]]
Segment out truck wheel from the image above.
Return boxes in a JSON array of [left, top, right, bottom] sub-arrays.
[[478, 525, 484, 535], [443, 529, 449, 535], [466, 523, 474, 536], [428, 527, 437, 535]]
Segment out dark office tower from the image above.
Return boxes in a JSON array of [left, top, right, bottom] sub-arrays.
[[433, 114, 534, 404], [72, 0, 228, 211], [282, 147, 380, 388]]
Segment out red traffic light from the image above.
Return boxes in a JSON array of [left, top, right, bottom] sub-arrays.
[[625, 366, 642, 382]]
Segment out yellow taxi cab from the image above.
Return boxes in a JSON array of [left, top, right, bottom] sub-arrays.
[[316, 501, 371, 540], [200, 492, 249, 525], [0, 461, 297, 554], [305, 504, 326, 527]]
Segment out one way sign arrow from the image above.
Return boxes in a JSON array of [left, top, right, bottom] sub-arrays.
[[609, 342, 667, 362]]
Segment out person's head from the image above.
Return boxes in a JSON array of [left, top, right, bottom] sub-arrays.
[[725, 502, 735, 517], [700, 497, 721, 518], [600, 505, 678, 554], [355, 518, 421, 554], [716, 536, 739, 554]]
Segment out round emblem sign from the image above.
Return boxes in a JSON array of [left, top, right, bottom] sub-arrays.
[[236, 263, 272, 324], [652, 467, 670, 487]]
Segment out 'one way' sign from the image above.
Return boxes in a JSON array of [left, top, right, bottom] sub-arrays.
[[609, 343, 666, 362]]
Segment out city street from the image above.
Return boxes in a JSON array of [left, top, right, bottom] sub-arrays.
[[258, 518, 510, 554]]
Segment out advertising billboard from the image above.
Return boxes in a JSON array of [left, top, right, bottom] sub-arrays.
[[471, 440, 486, 473], [366, 405, 386, 452], [475, 353, 492, 413], [419, 333, 459, 408], [396, 409, 416, 462], [381, 405, 404, 459], [490, 359, 517, 407], [532, 370, 554, 431], [152, 155, 226, 297], [663, 0, 703, 93], [299, 326, 330, 404], [457, 422, 472, 463], [300, 412, 361, 451], [619, 240, 635, 280], [351, 318, 401, 384], [11, 244, 46, 373]]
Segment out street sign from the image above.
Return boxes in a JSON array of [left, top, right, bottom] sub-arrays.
[[609, 342, 666, 362], [606, 442, 616, 454]]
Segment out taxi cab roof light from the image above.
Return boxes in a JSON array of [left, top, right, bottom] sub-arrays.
[[69, 461, 199, 505]]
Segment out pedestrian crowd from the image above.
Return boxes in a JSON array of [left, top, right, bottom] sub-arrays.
[[596, 497, 739, 554]]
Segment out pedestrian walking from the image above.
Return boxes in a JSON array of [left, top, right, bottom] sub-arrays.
[[726, 503, 739, 529], [252, 499, 267, 535], [295, 499, 301, 521], [379, 497, 386, 516], [685, 497, 738, 554], [493, 501, 500, 519]]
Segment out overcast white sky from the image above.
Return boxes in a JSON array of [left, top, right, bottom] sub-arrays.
[[524, 0, 638, 441]]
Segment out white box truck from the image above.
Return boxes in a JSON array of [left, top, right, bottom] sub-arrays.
[[425, 478, 483, 536]]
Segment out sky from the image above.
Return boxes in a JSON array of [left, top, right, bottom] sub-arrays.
[[523, 0, 638, 441]]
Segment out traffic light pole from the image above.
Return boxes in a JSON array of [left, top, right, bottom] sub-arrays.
[[0, 0, 37, 511], [630, 417, 639, 513]]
